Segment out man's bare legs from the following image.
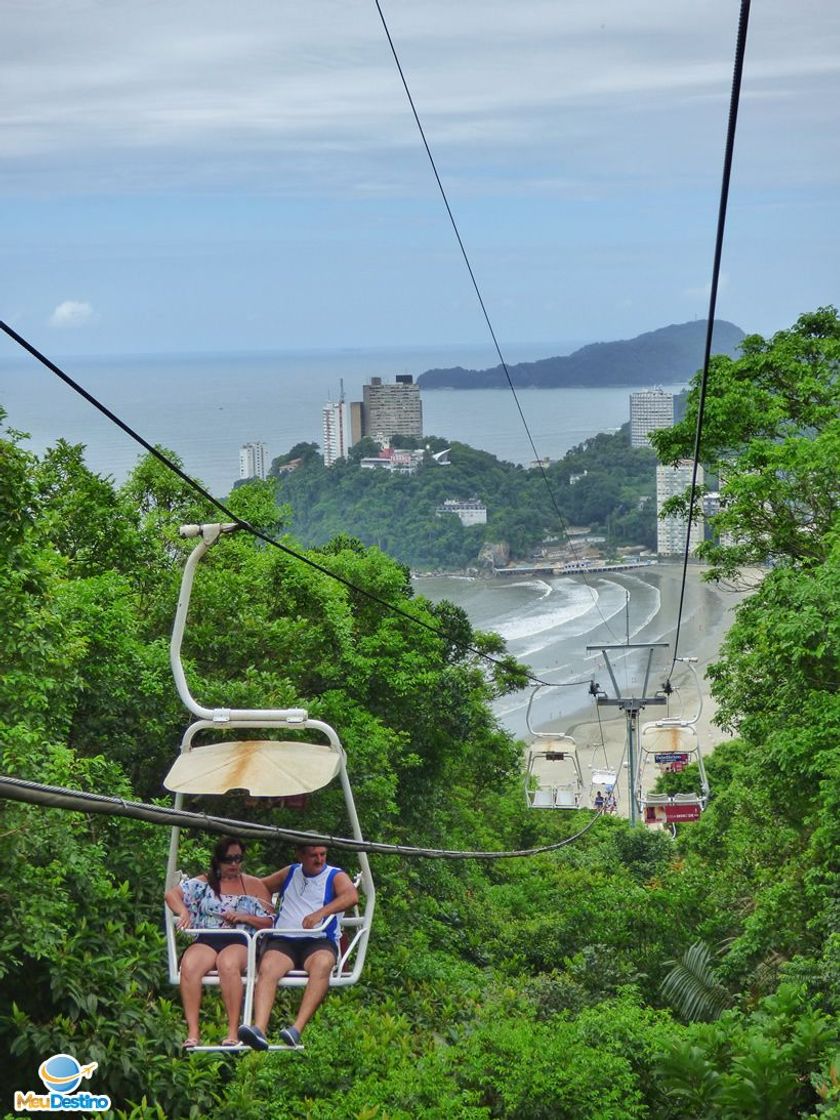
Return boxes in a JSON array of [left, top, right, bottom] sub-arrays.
[[248, 945, 335, 1040], [291, 949, 335, 1036], [251, 948, 295, 1033]]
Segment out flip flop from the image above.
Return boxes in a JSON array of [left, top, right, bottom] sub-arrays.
[[221, 1038, 240, 1047], [182, 1038, 199, 1050]]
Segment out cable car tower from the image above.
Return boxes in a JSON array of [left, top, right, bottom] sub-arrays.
[[163, 524, 374, 1048], [587, 642, 669, 825]]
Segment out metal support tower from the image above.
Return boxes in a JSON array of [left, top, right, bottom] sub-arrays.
[[586, 642, 669, 825]]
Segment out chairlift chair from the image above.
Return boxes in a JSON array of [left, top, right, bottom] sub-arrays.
[[636, 659, 709, 830], [590, 768, 619, 812], [163, 524, 375, 1050], [524, 686, 584, 809]]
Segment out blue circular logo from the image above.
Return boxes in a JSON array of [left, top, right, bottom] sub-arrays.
[[39, 1054, 84, 1093]]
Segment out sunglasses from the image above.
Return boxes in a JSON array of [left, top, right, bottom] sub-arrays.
[[221, 854, 243, 863]]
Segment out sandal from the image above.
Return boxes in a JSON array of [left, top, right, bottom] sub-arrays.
[[221, 1038, 240, 1047], [182, 1038, 199, 1050]]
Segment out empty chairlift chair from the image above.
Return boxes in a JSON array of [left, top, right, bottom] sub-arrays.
[[163, 524, 375, 1050], [524, 686, 584, 809]]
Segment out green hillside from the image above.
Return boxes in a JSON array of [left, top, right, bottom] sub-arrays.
[[417, 319, 745, 389], [268, 426, 658, 569], [0, 309, 838, 1118]]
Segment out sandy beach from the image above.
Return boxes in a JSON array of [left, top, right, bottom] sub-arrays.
[[539, 562, 757, 818], [418, 560, 759, 819]]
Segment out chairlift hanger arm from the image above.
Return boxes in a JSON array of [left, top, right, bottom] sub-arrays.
[[170, 524, 308, 723], [672, 657, 703, 725]]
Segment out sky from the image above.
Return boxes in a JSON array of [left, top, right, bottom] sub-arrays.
[[2, 0, 839, 358]]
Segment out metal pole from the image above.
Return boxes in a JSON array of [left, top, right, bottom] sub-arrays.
[[586, 642, 669, 827], [626, 706, 638, 826]]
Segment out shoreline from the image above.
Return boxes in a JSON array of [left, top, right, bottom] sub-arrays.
[[536, 563, 757, 817]]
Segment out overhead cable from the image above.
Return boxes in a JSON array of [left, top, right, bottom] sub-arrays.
[[373, 0, 621, 642], [669, 0, 751, 677], [0, 773, 605, 860], [0, 320, 591, 693]]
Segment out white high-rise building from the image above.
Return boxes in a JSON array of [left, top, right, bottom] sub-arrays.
[[630, 388, 674, 448], [239, 441, 268, 480], [322, 399, 347, 467], [656, 461, 705, 555]]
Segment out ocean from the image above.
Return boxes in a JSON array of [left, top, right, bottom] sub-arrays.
[[0, 343, 683, 497]]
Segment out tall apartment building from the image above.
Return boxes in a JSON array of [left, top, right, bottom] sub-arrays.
[[656, 461, 705, 555], [322, 399, 347, 467], [239, 441, 268, 480], [630, 388, 674, 448], [352, 375, 423, 445]]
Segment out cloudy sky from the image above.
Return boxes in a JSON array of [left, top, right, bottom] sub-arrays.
[[2, 0, 839, 357]]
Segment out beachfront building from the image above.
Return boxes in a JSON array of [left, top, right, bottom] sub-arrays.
[[630, 388, 674, 448], [656, 461, 705, 555], [436, 498, 487, 527], [239, 441, 268, 480], [322, 399, 347, 467], [702, 490, 738, 548], [352, 375, 423, 445]]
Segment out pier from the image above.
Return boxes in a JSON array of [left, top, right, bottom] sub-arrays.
[[493, 559, 658, 578]]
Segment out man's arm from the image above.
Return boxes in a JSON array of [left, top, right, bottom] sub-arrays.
[[301, 871, 359, 930], [261, 865, 291, 894]]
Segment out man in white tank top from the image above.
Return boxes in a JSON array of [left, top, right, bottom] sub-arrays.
[[237, 844, 358, 1050]]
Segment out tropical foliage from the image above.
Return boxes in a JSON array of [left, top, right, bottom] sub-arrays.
[[0, 310, 838, 1118]]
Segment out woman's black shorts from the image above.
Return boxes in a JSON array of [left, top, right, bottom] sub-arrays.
[[193, 932, 248, 951]]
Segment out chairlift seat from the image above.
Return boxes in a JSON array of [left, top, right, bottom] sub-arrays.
[[530, 788, 556, 808], [163, 740, 341, 797]]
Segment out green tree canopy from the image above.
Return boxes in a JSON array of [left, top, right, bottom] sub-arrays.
[[651, 307, 840, 577]]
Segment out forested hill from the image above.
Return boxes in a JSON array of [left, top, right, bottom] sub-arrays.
[[417, 318, 745, 389], [269, 428, 658, 569]]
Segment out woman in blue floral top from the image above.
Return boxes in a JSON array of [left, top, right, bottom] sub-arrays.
[[165, 835, 274, 1047]]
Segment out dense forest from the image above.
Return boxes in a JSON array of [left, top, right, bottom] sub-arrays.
[[0, 308, 838, 1118], [416, 319, 745, 389], [268, 426, 658, 569]]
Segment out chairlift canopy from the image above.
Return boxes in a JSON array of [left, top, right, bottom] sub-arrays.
[[164, 740, 341, 797]]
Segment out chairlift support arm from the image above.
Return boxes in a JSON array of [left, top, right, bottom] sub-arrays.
[[170, 524, 308, 724]]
